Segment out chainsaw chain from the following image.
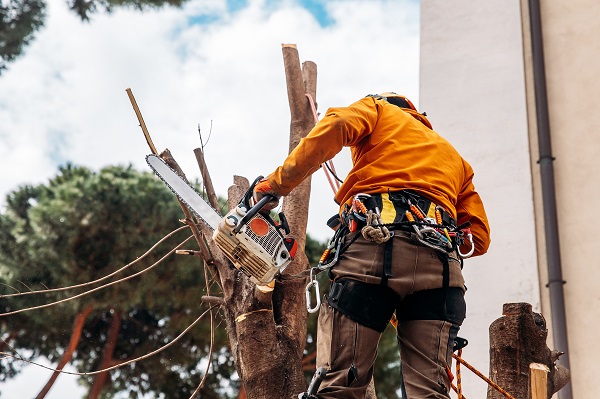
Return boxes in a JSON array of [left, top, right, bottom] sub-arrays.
[[146, 155, 221, 229]]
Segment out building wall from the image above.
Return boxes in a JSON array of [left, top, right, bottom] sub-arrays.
[[523, 1, 600, 397], [422, 1, 600, 398], [420, 2, 541, 398]]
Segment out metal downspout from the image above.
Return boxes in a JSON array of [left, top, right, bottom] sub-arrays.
[[527, 1, 572, 398]]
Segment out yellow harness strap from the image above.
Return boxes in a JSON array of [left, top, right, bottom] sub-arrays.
[[380, 193, 396, 224]]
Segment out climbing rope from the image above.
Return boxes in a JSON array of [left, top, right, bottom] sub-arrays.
[[305, 93, 342, 195], [452, 351, 517, 399], [455, 348, 464, 399], [361, 210, 391, 244]]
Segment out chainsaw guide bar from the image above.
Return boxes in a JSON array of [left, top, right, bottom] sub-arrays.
[[146, 154, 222, 230], [146, 153, 297, 285]]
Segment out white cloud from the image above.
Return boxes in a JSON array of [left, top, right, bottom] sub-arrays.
[[0, 0, 419, 240], [0, 0, 418, 392]]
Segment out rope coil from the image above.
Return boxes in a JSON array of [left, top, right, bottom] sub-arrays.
[[361, 210, 391, 244]]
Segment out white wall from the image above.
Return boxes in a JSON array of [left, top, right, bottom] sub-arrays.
[[420, 2, 540, 398], [529, 2, 600, 397]]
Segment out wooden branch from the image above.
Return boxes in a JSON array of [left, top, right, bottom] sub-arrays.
[[193, 147, 221, 213], [280, 44, 315, 269], [36, 305, 94, 399], [88, 309, 121, 399], [201, 295, 225, 306], [175, 249, 203, 256], [126, 88, 158, 155], [159, 149, 215, 265], [282, 44, 314, 154], [530, 363, 549, 399], [302, 61, 317, 108], [227, 176, 249, 210]]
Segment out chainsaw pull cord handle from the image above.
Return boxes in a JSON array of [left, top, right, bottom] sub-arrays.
[[232, 194, 275, 234], [305, 267, 321, 314]]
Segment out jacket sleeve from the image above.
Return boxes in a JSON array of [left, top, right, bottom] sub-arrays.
[[268, 97, 380, 195], [456, 161, 491, 257]]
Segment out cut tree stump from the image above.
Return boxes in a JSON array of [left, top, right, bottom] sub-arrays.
[[487, 303, 570, 399]]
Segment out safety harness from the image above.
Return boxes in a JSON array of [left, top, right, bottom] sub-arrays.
[[304, 190, 474, 332]]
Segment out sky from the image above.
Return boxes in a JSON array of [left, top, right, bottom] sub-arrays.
[[0, 0, 420, 397]]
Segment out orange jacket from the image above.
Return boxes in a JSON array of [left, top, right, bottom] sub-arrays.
[[268, 96, 491, 256]]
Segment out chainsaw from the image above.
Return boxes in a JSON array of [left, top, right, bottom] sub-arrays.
[[146, 154, 298, 286]]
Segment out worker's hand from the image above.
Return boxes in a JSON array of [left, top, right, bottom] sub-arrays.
[[252, 179, 281, 212]]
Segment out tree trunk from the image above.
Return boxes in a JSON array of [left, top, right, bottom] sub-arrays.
[[36, 305, 94, 399], [171, 44, 318, 399], [223, 45, 316, 399], [487, 303, 570, 399], [0, 331, 17, 352], [88, 309, 121, 399]]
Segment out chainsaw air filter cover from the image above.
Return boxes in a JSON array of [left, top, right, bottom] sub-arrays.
[[213, 204, 292, 285]]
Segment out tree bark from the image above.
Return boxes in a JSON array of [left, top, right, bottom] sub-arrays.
[[487, 303, 570, 399], [88, 309, 121, 399], [36, 305, 94, 399], [0, 331, 17, 352], [226, 45, 316, 398], [173, 44, 318, 399]]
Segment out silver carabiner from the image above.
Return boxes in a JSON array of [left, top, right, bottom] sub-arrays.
[[305, 268, 321, 314], [458, 231, 475, 258]]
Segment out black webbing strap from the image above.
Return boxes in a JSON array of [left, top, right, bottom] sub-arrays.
[[437, 252, 451, 319], [381, 237, 394, 287]]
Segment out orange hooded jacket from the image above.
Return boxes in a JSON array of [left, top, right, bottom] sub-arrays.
[[267, 96, 491, 256]]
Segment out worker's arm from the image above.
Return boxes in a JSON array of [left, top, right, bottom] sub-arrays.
[[455, 162, 491, 257], [267, 97, 381, 196]]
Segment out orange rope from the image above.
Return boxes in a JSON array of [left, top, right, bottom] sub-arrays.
[[452, 353, 517, 399], [456, 348, 464, 399], [451, 383, 467, 399]]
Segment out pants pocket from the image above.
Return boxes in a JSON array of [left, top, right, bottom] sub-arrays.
[[316, 303, 335, 369]]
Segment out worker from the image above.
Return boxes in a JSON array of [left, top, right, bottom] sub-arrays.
[[253, 93, 491, 398]]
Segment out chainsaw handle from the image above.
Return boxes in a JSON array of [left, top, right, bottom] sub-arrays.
[[232, 194, 275, 234]]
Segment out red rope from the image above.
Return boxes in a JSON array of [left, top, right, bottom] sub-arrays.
[[305, 93, 340, 194]]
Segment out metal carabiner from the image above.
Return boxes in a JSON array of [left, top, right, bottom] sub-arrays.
[[305, 268, 321, 314], [458, 231, 475, 258]]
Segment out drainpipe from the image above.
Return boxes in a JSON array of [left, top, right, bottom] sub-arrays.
[[527, 1, 572, 398]]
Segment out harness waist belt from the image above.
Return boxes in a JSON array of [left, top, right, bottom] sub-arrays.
[[371, 190, 456, 230]]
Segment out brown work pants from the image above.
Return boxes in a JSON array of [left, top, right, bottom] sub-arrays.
[[315, 231, 466, 398]]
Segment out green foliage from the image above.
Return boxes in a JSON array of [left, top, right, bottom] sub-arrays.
[[0, 164, 234, 398], [374, 325, 401, 399], [66, 0, 187, 22], [0, 0, 45, 73], [0, 164, 404, 397]]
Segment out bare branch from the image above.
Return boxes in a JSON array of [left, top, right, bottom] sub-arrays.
[[193, 147, 220, 213], [0, 237, 193, 317], [201, 296, 225, 306], [2, 305, 219, 376], [159, 149, 216, 266], [2, 226, 189, 298]]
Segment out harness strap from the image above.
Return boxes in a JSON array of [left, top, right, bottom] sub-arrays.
[[437, 251, 451, 319], [381, 237, 394, 287]]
